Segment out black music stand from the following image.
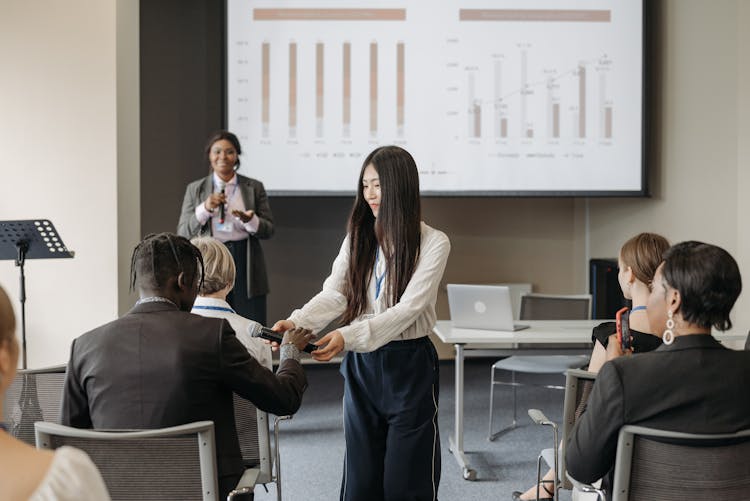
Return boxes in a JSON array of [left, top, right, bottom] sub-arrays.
[[0, 220, 74, 368]]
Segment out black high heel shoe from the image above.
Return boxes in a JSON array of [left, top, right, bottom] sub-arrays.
[[511, 479, 555, 500]]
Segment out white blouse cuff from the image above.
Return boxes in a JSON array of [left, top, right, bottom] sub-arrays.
[[195, 203, 213, 225]]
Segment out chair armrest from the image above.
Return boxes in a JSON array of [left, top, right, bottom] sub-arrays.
[[273, 415, 293, 501], [528, 408, 556, 427], [273, 415, 293, 473], [529, 409, 560, 500], [566, 472, 606, 501], [566, 368, 597, 380], [227, 468, 261, 500]]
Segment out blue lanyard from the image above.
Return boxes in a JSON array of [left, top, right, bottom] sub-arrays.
[[374, 248, 385, 300], [631, 305, 647, 313], [193, 305, 235, 314]]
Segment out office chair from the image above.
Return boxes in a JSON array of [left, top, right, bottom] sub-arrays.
[[488, 294, 591, 440], [2, 364, 67, 445], [35, 420, 221, 501], [527, 368, 597, 501], [567, 425, 750, 501], [230, 393, 291, 501]]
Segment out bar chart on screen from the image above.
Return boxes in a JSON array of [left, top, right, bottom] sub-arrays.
[[227, 0, 643, 194], [253, 13, 406, 139], [452, 46, 616, 142]]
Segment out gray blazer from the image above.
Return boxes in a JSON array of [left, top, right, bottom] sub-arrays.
[[177, 174, 274, 297]]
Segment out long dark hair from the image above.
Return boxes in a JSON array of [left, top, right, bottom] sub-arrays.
[[341, 146, 422, 324]]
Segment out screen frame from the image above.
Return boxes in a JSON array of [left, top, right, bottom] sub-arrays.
[[223, 0, 649, 198]]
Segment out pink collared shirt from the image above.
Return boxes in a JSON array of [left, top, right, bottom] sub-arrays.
[[194, 173, 260, 242]]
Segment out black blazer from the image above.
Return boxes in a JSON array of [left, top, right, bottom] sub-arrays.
[[177, 173, 274, 297], [62, 302, 307, 494], [566, 334, 750, 489]]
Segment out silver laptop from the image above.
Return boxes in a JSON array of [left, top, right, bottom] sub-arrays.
[[447, 284, 530, 331]]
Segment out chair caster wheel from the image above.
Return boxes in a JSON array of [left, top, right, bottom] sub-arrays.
[[463, 468, 477, 481]]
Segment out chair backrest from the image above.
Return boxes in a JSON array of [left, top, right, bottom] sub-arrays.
[[520, 293, 592, 320], [35, 420, 219, 501], [488, 283, 532, 320], [233, 393, 273, 484], [2, 364, 67, 445], [612, 425, 750, 501], [560, 368, 597, 490]]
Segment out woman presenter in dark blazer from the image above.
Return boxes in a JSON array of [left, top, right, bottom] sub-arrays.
[[178, 130, 274, 325]]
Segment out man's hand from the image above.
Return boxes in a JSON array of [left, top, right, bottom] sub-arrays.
[[265, 320, 296, 350], [312, 330, 345, 362], [281, 327, 316, 352]]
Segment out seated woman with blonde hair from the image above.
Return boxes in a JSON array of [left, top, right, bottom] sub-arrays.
[[0, 285, 110, 501], [190, 236, 272, 369]]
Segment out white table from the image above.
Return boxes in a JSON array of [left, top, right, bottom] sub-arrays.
[[433, 319, 748, 481], [433, 319, 600, 481]]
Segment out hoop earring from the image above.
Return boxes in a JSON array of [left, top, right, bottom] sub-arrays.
[[663, 310, 675, 345]]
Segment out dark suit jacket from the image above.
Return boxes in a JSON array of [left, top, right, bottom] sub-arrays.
[[62, 302, 307, 495], [566, 334, 750, 492], [177, 173, 274, 297]]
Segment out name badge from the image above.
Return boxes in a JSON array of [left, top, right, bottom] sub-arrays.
[[216, 220, 234, 233]]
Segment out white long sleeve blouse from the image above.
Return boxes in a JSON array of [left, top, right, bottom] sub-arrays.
[[190, 296, 273, 370], [30, 446, 111, 501], [288, 222, 450, 353]]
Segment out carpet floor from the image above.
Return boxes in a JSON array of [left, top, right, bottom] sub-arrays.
[[254, 358, 573, 501]]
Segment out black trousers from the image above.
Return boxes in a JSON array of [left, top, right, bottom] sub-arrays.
[[340, 336, 441, 501], [224, 238, 267, 326]]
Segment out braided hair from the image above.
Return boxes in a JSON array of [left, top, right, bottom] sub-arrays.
[[130, 233, 204, 293]]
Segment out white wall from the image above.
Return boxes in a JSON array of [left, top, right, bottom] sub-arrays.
[[117, 0, 141, 315], [0, 0, 139, 368], [737, 1, 750, 338]]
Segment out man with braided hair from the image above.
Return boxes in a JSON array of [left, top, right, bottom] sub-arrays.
[[62, 233, 312, 499]]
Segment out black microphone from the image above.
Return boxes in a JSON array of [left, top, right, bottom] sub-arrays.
[[248, 323, 317, 354], [219, 185, 226, 224]]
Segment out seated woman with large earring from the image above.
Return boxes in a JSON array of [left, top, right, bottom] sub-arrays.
[[566, 241, 750, 499], [513, 232, 669, 501]]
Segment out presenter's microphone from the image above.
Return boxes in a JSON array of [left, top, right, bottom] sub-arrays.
[[217, 181, 226, 224], [248, 323, 317, 354]]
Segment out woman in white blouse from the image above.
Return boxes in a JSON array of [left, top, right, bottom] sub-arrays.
[[190, 236, 273, 370], [272, 146, 451, 500], [0, 285, 110, 501]]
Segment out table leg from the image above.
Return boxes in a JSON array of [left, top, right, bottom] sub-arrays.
[[448, 343, 476, 480]]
